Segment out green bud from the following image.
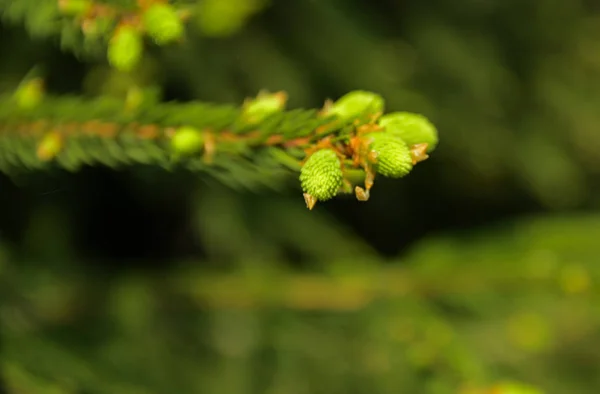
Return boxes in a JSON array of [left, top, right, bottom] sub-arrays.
[[37, 131, 63, 161], [108, 26, 143, 72], [13, 78, 44, 110], [300, 149, 343, 201], [196, 0, 261, 37], [368, 133, 413, 178], [242, 91, 287, 124], [378, 112, 438, 152], [171, 126, 204, 155], [143, 4, 184, 45], [325, 90, 384, 122]]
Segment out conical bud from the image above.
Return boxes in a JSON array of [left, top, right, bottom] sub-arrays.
[[143, 4, 184, 45], [300, 149, 343, 202], [171, 126, 204, 155], [37, 131, 63, 161], [324, 91, 384, 122], [108, 26, 143, 72], [368, 133, 413, 178], [378, 112, 438, 152], [13, 78, 44, 110], [242, 91, 287, 124]]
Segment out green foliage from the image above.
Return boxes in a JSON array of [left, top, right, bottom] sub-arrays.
[[0, 88, 437, 207], [0, 93, 305, 179], [2, 210, 599, 394], [0, 0, 270, 71], [3, 0, 600, 393]]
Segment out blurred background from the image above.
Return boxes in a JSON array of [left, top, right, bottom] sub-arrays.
[[1, 0, 600, 393]]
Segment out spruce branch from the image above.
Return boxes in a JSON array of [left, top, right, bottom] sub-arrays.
[[0, 0, 267, 70], [0, 86, 439, 209], [1, 0, 190, 69]]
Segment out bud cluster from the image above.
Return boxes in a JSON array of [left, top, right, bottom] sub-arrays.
[[299, 90, 439, 209]]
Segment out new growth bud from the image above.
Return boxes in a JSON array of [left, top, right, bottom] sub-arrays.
[[171, 126, 204, 155], [143, 4, 185, 45], [300, 149, 343, 209], [324, 91, 384, 122], [13, 78, 44, 110], [37, 131, 63, 161], [378, 112, 439, 152], [368, 133, 413, 178], [108, 26, 143, 72], [242, 91, 287, 124]]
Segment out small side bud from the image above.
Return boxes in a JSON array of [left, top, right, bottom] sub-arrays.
[[368, 133, 413, 178], [14, 78, 44, 110], [196, 0, 262, 37], [37, 131, 63, 161], [108, 26, 143, 72], [242, 91, 287, 124], [299, 149, 344, 208], [171, 126, 204, 155], [323, 90, 385, 122], [143, 4, 185, 45], [378, 112, 439, 152]]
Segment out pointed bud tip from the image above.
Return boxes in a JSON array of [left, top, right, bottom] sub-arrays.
[[303, 193, 317, 210]]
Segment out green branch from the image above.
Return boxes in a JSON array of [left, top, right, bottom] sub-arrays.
[[1, 84, 439, 208], [1, 1, 440, 209], [0, 0, 268, 69]]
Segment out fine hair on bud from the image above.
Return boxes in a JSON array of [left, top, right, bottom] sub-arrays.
[[326, 91, 385, 122], [378, 112, 439, 152], [108, 26, 143, 72], [143, 3, 184, 45], [299, 149, 344, 201], [368, 133, 413, 178]]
